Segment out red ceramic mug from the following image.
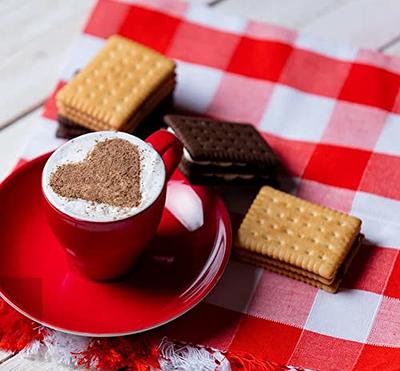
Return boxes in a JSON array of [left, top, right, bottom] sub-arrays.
[[41, 130, 183, 281]]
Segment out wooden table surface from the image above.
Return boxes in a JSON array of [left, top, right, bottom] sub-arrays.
[[1, 0, 400, 369]]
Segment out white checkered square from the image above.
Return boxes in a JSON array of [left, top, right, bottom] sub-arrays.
[[259, 85, 335, 142], [374, 114, 400, 156], [174, 60, 223, 113], [60, 34, 105, 81], [22, 118, 66, 160], [304, 289, 381, 342], [351, 191, 400, 249], [185, 4, 247, 34], [205, 260, 263, 314], [295, 34, 357, 62]]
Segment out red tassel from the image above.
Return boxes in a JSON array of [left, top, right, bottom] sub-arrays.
[[0, 298, 305, 371], [75, 335, 160, 370], [0, 300, 46, 352], [225, 350, 297, 371]]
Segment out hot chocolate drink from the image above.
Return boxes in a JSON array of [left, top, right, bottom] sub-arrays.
[[42, 132, 165, 222]]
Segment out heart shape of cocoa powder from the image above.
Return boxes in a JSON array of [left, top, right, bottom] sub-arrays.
[[50, 138, 142, 209]]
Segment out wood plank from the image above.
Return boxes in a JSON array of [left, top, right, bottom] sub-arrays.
[[0, 0, 96, 129], [382, 39, 400, 57], [0, 109, 40, 182], [0, 353, 79, 370], [217, 0, 400, 51], [301, 0, 400, 49], [215, 0, 351, 28], [0, 353, 12, 365]]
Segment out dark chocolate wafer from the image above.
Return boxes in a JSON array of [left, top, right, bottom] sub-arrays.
[[164, 115, 280, 184], [57, 115, 91, 139]]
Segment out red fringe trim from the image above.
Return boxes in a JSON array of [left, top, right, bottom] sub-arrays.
[[75, 335, 160, 371], [225, 350, 294, 371], [0, 300, 46, 353], [0, 299, 304, 370]]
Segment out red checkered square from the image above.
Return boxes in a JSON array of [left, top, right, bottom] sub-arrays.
[[343, 246, 397, 294], [322, 101, 388, 150], [339, 63, 400, 112], [84, 0, 130, 38], [392, 91, 400, 114], [161, 302, 241, 350], [290, 331, 363, 370], [42, 81, 66, 120], [262, 134, 316, 177], [206, 73, 274, 124], [375, 114, 400, 155], [174, 61, 223, 113], [368, 297, 400, 346], [280, 49, 351, 97], [247, 270, 317, 328], [227, 37, 292, 81], [118, 5, 181, 53], [245, 20, 296, 44], [167, 21, 240, 69], [230, 316, 302, 365], [360, 153, 400, 201], [384, 253, 400, 299], [354, 345, 400, 370], [302, 144, 372, 190]]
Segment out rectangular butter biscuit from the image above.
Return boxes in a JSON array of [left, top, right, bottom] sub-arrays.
[[56, 35, 176, 131], [58, 77, 175, 132], [235, 186, 362, 292]]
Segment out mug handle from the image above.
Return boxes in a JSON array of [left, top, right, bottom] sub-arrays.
[[145, 130, 183, 180]]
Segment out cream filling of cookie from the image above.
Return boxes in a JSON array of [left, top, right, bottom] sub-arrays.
[[183, 149, 248, 167], [201, 173, 271, 180], [203, 173, 254, 180], [167, 127, 247, 167]]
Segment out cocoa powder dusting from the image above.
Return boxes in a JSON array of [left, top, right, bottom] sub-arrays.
[[50, 138, 142, 209]]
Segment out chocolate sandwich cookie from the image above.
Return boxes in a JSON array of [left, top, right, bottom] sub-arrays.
[[164, 115, 280, 184]]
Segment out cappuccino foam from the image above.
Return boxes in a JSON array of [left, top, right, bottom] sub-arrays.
[[42, 132, 165, 222]]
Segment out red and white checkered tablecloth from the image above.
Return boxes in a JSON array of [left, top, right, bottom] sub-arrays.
[[10, 0, 400, 369]]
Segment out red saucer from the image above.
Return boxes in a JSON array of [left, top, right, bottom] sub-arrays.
[[0, 153, 231, 336]]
